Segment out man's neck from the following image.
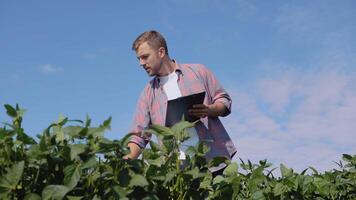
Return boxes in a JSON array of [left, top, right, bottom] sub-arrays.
[[158, 58, 175, 77]]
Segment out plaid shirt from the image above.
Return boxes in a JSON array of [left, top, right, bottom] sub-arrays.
[[129, 61, 237, 164]]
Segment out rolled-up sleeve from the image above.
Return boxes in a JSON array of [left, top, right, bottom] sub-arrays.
[[129, 134, 150, 149], [128, 87, 152, 148], [201, 65, 232, 116]]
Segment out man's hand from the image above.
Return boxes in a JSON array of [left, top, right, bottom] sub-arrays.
[[188, 104, 210, 118], [189, 102, 227, 118], [123, 142, 141, 160]]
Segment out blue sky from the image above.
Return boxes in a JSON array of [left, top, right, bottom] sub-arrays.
[[1, 0, 355, 173]]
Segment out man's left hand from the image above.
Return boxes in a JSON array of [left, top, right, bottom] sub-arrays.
[[189, 102, 227, 118], [188, 104, 210, 118]]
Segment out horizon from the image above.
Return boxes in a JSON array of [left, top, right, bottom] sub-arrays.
[[1, 0, 355, 173]]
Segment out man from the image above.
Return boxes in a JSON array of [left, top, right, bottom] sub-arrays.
[[124, 30, 236, 175]]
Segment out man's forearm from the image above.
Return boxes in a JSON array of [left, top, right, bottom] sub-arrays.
[[208, 102, 228, 117], [123, 142, 141, 159]]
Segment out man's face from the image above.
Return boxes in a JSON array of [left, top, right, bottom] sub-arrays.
[[136, 42, 163, 77]]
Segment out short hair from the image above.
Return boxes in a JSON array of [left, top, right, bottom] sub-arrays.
[[132, 30, 169, 55]]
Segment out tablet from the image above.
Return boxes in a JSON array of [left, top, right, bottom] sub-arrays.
[[165, 91, 206, 127]]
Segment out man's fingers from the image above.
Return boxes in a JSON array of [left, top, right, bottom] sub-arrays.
[[192, 104, 207, 108], [189, 107, 208, 118], [189, 109, 207, 114]]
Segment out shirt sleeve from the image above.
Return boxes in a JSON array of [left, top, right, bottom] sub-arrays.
[[128, 87, 152, 148], [200, 64, 232, 116]]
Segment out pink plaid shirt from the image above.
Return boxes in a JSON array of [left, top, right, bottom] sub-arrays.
[[129, 61, 237, 162]]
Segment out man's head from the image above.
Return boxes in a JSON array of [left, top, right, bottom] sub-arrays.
[[132, 30, 169, 55], [132, 30, 171, 77]]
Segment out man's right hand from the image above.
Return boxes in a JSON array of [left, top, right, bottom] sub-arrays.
[[123, 142, 141, 159]]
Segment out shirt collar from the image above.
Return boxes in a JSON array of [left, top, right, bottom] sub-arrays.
[[153, 59, 183, 87], [172, 59, 183, 74]]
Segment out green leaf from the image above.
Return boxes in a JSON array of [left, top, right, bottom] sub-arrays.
[[223, 163, 238, 177], [42, 185, 70, 200], [101, 116, 112, 130], [67, 196, 83, 200], [55, 128, 65, 143], [212, 175, 224, 185], [280, 164, 293, 178], [273, 182, 288, 196], [248, 160, 253, 170], [92, 195, 101, 200], [146, 158, 165, 167], [308, 166, 319, 175], [4, 104, 17, 118], [129, 174, 149, 187], [0, 127, 8, 140], [171, 120, 195, 140], [28, 144, 42, 159], [15, 105, 26, 117], [342, 154, 352, 162], [197, 141, 210, 154], [88, 127, 105, 138], [142, 195, 159, 200], [45, 123, 57, 136], [184, 167, 204, 179], [58, 117, 68, 126], [78, 127, 89, 137], [251, 190, 265, 200], [185, 146, 196, 157], [171, 120, 195, 132], [70, 144, 86, 160], [112, 185, 128, 199], [17, 129, 37, 144], [313, 177, 330, 195], [199, 172, 213, 190], [0, 161, 25, 190], [24, 193, 42, 200], [209, 156, 229, 167], [163, 171, 177, 186], [149, 140, 160, 152], [64, 164, 81, 190], [68, 119, 84, 124], [85, 115, 91, 127], [81, 156, 97, 169], [150, 124, 174, 137], [63, 126, 84, 138]]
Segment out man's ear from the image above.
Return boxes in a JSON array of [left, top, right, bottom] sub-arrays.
[[158, 47, 166, 58]]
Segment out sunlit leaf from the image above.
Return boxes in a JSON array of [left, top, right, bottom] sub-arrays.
[[0, 161, 25, 191], [42, 185, 70, 200], [184, 167, 204, 179], [64, 164, 81, 190], [129, 174, 148, 187], [24, 193, 41, 200], [150, 124, 174, 136], [223, 163, 238, 177], [70, 144, 86, 160], [67, 196, 83, 200], [81, 156, 97, 169], [280, 164, 293, 178]]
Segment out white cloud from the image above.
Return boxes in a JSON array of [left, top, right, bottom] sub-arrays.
[[39, 64, 63, 74], [256, 74, 295, 114], [225, 68, 356, 173]]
